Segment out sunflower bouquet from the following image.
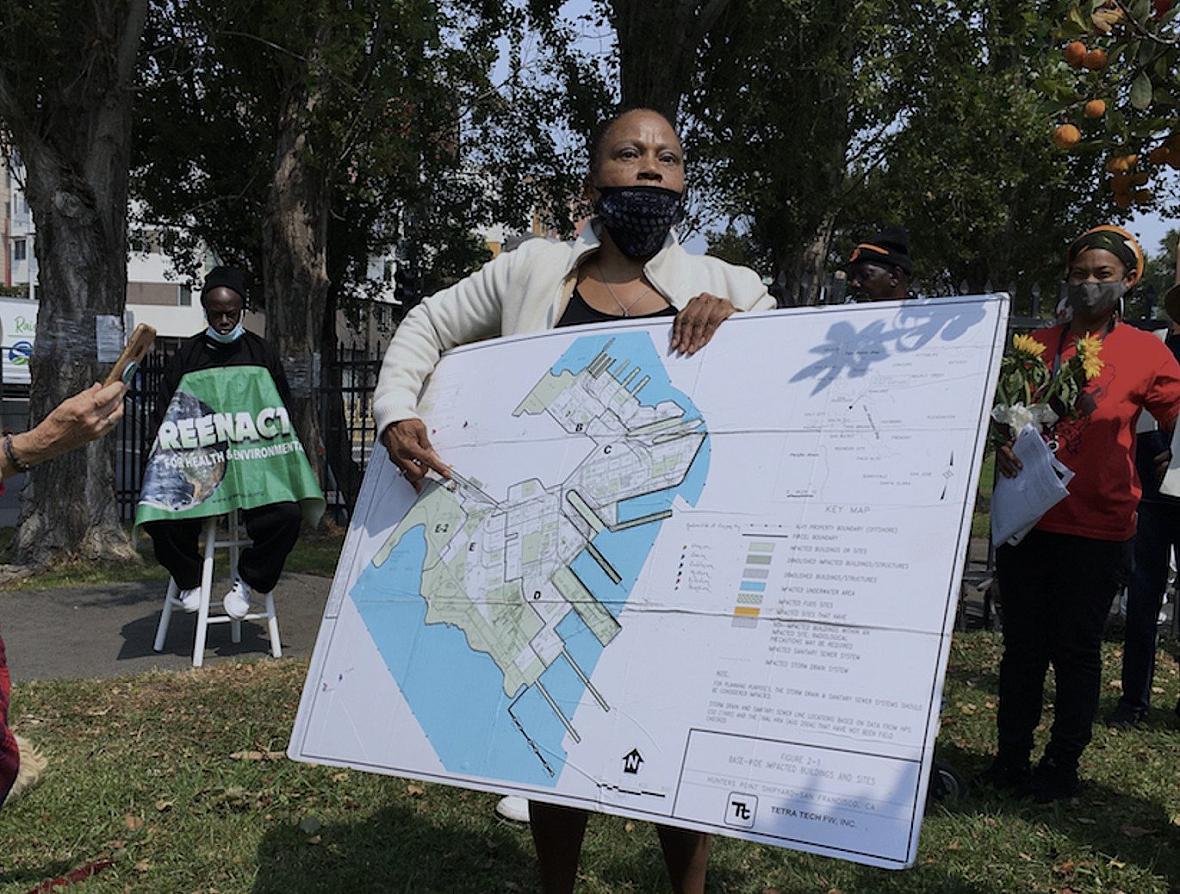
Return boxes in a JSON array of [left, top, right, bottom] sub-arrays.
[[990, 332, 1104, 446]]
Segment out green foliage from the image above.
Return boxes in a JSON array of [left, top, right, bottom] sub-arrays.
[[132, 0, 561, 319], [1139, 225, 1180, 312], [838, 1, 1112, 311], [686, 0, 909, 298]]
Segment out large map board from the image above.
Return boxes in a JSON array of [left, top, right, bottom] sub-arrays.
[[289, 296, 1008, 869]]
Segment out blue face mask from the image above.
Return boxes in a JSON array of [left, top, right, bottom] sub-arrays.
[[205, 320, 245, 343]]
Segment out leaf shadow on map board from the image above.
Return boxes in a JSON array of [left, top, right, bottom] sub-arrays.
[[790, 302, 988, 395]]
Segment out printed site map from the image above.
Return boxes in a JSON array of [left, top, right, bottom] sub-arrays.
[[291, 298, 1008, 869], [363, 334, 708, 780]]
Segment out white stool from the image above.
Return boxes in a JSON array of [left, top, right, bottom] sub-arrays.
[[153, 513, 282, 668]]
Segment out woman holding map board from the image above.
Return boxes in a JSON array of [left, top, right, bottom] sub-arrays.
[[373, 108, 773, 893]]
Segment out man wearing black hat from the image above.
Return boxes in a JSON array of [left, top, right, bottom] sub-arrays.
[[848, 226, 914, 302], [143, 266, 302, 621]]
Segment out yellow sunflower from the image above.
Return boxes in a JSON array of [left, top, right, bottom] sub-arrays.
[[1076, 333, 1104, 381], [1012, 333, 1046, 359]]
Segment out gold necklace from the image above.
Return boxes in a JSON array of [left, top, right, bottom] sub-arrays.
[[596, 261, 646, 317]]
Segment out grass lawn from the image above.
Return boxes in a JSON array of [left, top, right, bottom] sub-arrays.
[[0, 526, 346, 591], [1, 634, 1177, 893]]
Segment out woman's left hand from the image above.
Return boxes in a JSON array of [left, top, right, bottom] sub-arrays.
[[671, 293, 736, 356]]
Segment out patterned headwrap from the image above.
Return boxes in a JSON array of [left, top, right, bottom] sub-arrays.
[[1066, 225, 1144, 281]]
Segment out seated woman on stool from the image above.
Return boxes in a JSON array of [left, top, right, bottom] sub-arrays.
[[143, 267, 302, 620]]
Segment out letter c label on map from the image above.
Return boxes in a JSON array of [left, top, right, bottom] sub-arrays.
[[604, 445, 612, 454]]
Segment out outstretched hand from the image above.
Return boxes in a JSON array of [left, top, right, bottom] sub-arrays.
[[28, 381, 126, 463], [381, 418, 451, 492], [670, 293, 735, 356]]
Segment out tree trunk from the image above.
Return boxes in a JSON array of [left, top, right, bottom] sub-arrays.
[[781, 210, 837, 306], [320, 283, 364, 514], [261, 68, 331, 491], [4, 0, 148, 566], [610, 0, 729, 122]]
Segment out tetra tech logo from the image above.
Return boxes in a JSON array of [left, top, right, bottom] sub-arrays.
[[726, 792, 758, 828]]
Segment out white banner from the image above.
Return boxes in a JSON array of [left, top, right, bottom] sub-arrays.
[[0, 296, 36, 385]]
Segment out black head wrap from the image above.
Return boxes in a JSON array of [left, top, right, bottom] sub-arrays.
[[1066, 226, 1144, 281], [850, 226, 912, 275], [200, 266, 249, 305]]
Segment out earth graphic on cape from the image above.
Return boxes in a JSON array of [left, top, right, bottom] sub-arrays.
[[139, 390, 228, 511]]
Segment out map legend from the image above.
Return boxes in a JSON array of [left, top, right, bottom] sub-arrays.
[[733, 541, 774, 627]]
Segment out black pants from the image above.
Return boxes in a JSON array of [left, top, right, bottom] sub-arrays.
[[144, 502, 302, 594], [1119, 500, 1180, 712], [995, 529, 1131, 768]]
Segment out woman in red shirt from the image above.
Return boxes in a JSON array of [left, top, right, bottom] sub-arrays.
[[983, 226, 1180, 801]]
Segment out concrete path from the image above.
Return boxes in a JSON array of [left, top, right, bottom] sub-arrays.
[[1, 572, 331, 682]]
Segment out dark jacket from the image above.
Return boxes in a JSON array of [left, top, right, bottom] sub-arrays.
[[154, 330, 293, 432]]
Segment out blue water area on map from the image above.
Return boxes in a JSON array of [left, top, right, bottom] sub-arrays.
[[539, 653, 586, 719], [556, 612, 604, 671], [550, 330, 702, 422], [353, 331, 708, 787], [740, 581, 766, 592], [351, 527, 560, 787]]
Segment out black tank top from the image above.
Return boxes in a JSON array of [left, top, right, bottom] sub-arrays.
[[556, 287, 677, 328]]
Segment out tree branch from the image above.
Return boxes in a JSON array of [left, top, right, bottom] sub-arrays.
[[1112, 0, 1180, 47], [116, 0, 150, 86]]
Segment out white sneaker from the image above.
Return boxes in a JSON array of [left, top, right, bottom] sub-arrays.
[[223, 578, 253, 620], [495, 795, 530, 823], [179, 587, 202, 613]]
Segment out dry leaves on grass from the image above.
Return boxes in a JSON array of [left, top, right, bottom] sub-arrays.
[[228, 749, 285, 761]]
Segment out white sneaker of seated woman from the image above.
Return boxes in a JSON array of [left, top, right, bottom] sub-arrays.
[[223, 577, 257, 621], [495, 795, 530, 823], [179, 587, 202, 613]]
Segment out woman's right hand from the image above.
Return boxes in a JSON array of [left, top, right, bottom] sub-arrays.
[[996, 441, 1023, 478], [381, 418, 450, 491]]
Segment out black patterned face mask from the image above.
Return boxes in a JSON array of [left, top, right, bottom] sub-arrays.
[[594, 186, 685, 259]]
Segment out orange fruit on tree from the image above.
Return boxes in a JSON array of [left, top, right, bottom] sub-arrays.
[[1053, 124, 1082, 149], [1166, 134, 1180, 150], [1132, 171, 1149, 186], [1112, 172, 1133, 191], [1105, 153, 1137, 173], [1149, 146, 1171, 164], [1084, 99, 1106, 118], [1114, 192, 1132, 208], [1064, 41, 1088, 67], [1083, 48, 1109, 70], [1134, 188, 1153, 204]]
